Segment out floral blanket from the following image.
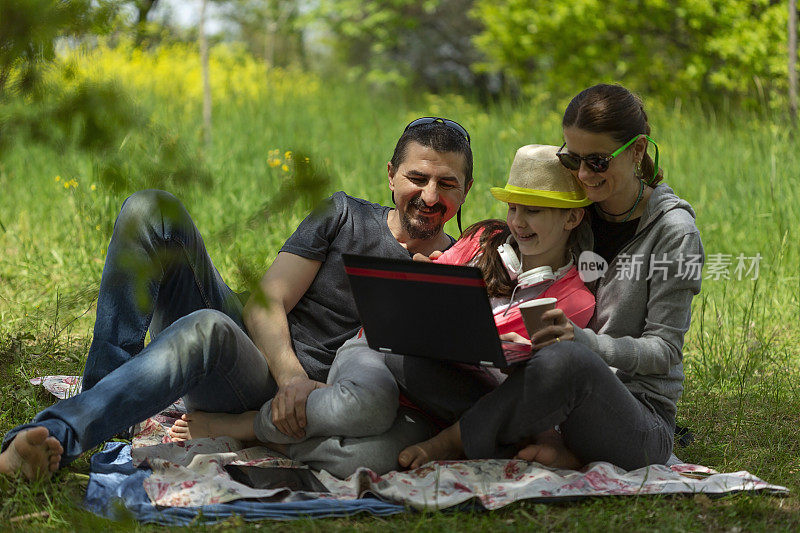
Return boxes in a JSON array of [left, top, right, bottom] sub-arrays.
[[34, 376, 789, 511]]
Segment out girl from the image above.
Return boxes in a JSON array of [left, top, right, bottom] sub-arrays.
[[432, 143, 594, 336]]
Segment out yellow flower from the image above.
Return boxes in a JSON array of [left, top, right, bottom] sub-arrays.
[[90, 184, 97, 191], [284, 151, 292, 160], [54, 175, 61, 182], [281, 164, 290, 172], [96, 225, 101, 231], [268, 159, 281, 168]]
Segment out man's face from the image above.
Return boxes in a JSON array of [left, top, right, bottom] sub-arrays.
[[388, 141, 471, 240]]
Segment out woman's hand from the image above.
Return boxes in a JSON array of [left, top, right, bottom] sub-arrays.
[[530, 308, 574, 350]]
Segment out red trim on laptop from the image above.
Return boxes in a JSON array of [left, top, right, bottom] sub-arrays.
[[345, 266, 486, 287]]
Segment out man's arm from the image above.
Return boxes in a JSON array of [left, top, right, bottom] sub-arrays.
[[243, 251, 323, 439]]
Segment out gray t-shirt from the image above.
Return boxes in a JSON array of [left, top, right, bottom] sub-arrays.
[[279, 191, 414, 382]]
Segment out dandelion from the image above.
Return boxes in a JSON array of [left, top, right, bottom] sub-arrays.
[[96, 225, 101, 231], [281, 164, 290, 172], [54, 175, 61, 182], [91, 184, 97, 191], [284, 151, 292, 160], [268, 158, 281, 168]]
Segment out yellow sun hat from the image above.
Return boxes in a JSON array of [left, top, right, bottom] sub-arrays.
[[490, 144, 592, 208]]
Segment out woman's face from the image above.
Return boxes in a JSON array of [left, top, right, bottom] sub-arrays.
[[506, 204, 576, 267], [562, 127, 642, 204]]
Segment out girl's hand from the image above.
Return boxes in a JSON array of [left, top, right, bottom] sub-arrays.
[[530, 308, 574, 350], [499, 332, 531, 345], [499, 332, 532, 375]]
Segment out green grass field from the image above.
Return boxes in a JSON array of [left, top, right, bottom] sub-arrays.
[[1, 46, 799, 530]]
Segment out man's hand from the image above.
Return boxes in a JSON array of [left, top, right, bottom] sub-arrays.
[[412, 250, 443, 262], [271, 375, 327, 439], [530, 308, 574, 350]]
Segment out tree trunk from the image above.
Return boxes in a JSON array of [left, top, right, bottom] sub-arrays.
[[134, 0, 160, 46], [790, 0, 798, 129], [199, 0, 212, 152]]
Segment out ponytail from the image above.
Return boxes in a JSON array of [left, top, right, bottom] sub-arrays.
[[460, 220, 514, 298]]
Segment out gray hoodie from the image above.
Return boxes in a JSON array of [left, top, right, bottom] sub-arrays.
[[572, 184, 704, 423]]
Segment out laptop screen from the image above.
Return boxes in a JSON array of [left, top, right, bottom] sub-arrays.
[[342, 254, 507, 367]]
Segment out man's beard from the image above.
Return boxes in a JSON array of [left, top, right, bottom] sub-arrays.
[[400, 196, 446, 240]]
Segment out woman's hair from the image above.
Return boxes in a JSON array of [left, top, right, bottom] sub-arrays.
[[562, 84, 663, 185], [463, 214, 587, 298]]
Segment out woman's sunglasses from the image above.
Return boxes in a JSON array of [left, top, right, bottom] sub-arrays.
[[557, 134, 659, 182], [404, 116, 471, 144]]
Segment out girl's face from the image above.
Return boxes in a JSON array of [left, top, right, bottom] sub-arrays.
[[506, 204, 581, 268], [562, 127, 645, 204]]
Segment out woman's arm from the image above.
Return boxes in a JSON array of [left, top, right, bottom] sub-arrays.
[[572, 229, 704, 375]]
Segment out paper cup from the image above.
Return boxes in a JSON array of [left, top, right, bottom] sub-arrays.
[[519, 297, 557, 337]]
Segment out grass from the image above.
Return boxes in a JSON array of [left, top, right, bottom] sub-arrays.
[[0, 44, 799, 530]]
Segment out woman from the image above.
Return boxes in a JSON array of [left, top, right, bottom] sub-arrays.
[[397, 83, 704, 471]]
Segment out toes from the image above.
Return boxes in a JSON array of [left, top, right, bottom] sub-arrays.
[[45, 436, 63, 455], [25, 426, 50, 446], [515, 444, 539, 462], [398, 450, 412, 468], [399, 445, 428, 469]]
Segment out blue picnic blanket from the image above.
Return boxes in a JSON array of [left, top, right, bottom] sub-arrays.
[[83, 442, 407, 525]]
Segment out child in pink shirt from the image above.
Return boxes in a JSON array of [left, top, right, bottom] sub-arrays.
[[434, 143, 595, 338]]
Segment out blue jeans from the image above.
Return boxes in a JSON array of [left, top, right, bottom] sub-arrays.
[[2, 190, 277, 465]]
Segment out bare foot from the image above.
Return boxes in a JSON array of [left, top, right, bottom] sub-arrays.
[[398, 423, 464, 470], [0, 427, 63, 480], [169, 411, 258, 442], [514, 428, 582, 470]]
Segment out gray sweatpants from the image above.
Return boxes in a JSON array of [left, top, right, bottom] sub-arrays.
[[387, 341, 674, 471], [253, 335, 435, 478]]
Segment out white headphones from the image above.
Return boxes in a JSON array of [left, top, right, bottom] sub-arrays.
[[497, 235, 556, 289]]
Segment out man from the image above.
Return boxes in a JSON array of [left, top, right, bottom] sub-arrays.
[[0, 117, 473, 480]]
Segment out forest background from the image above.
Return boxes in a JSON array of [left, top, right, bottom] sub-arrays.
[[0, 0, 799, 530]]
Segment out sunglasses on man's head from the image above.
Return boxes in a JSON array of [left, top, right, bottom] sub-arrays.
[[404, 116, 471, 144], [556, 135, 643, 174]]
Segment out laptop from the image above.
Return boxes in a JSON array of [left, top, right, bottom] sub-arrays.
[[342, 254, 533, 368]]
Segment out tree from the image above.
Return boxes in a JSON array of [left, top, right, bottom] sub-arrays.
[[317, 0, 491, 92], [220, 0, 306, 68], [0, 0, 118, 96], [200, 0, 212, 150], [471, 0, 791, 107], [131, 0, 160, 45], [790, 0, 798, 127], [0, 0, 211, 193]]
